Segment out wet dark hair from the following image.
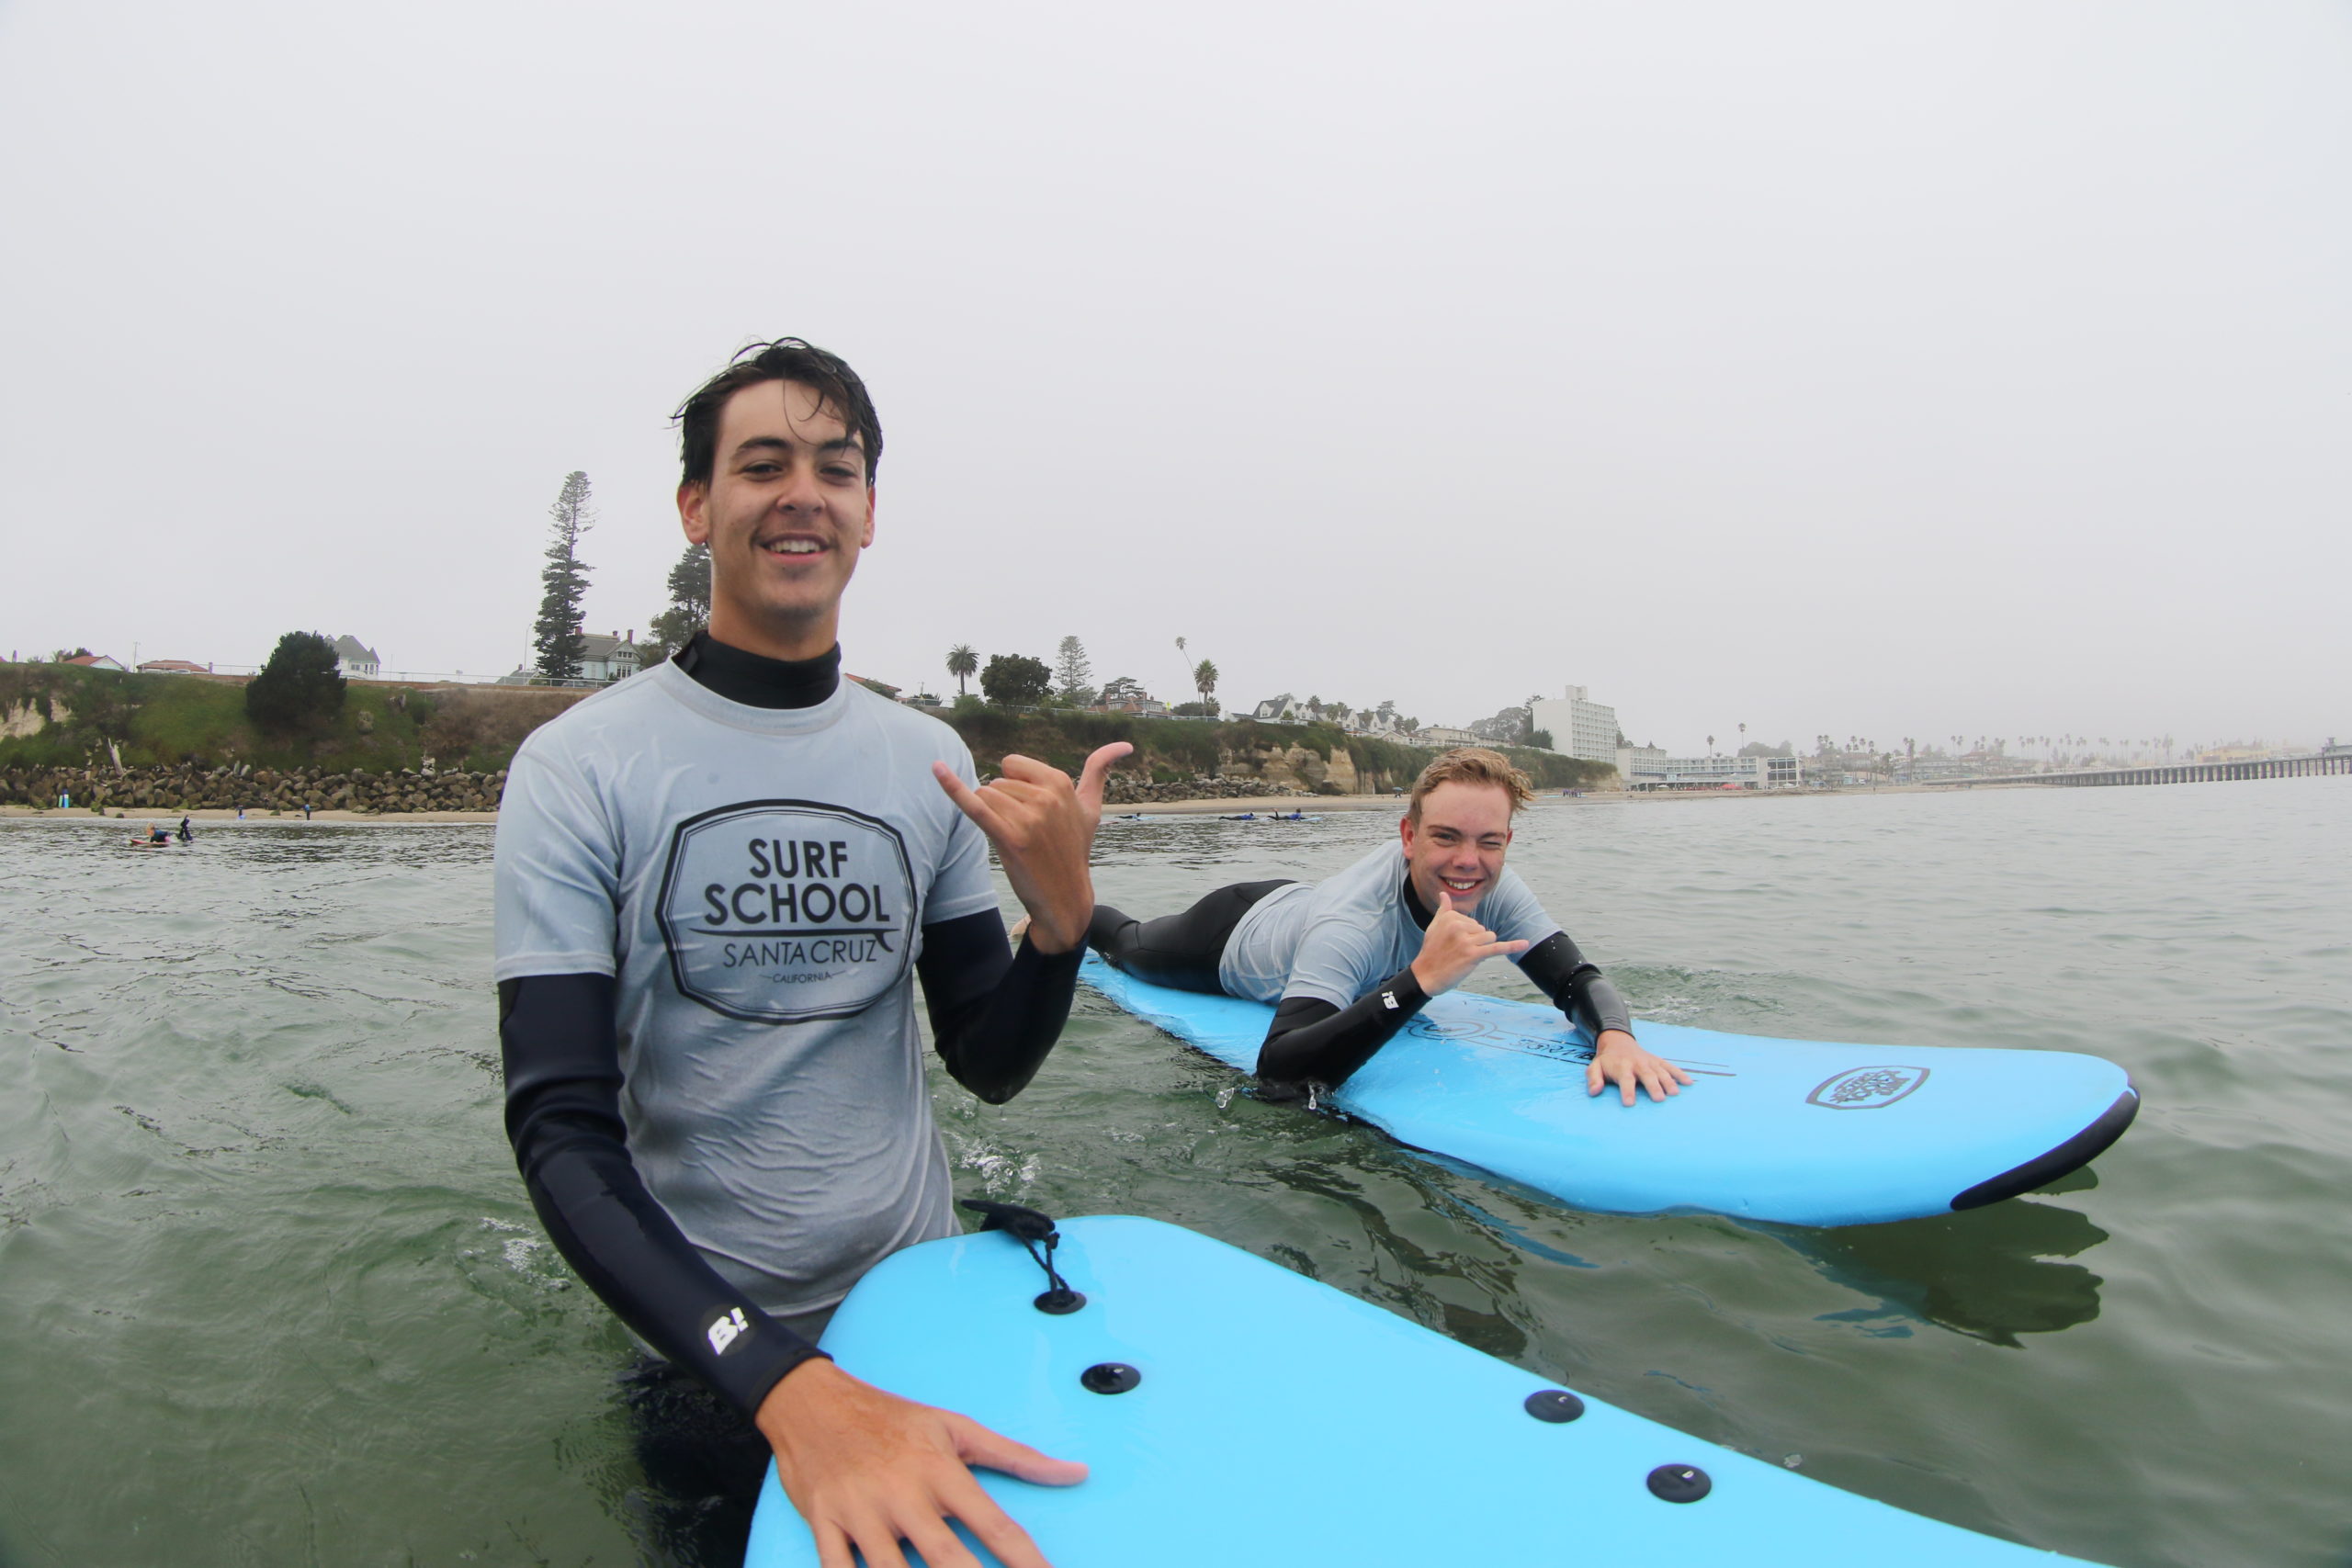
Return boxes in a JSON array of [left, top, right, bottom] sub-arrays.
[[673, 338, 884, 488]]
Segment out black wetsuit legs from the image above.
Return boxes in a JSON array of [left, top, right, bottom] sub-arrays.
[[1087, 880, 1294, 993]]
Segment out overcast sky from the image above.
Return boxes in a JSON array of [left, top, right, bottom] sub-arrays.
[[3, 1, 2346, 754]]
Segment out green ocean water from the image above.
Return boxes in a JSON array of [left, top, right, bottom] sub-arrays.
[[0, 779, 2346, 1566]]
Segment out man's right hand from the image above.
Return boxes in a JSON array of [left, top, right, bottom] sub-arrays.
[[1408, 890, 1532, 996], [757, 1358, 1086, 1568]]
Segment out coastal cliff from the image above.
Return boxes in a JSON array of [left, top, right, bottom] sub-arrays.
[[934, 707, 1610, 800], [0, 666, 1611, 810]]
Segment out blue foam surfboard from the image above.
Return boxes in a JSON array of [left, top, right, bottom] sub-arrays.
[[744, 1216, 2109, 1567], [1080, 954, 2135, 1226]]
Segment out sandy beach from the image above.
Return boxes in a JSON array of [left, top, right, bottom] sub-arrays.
[[2, 787, 1957, 827], [0, 805, 500, 825]]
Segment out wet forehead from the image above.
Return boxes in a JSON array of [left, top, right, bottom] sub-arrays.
[[717, 378, 857, 455], [1417, 782, 1515, 837]]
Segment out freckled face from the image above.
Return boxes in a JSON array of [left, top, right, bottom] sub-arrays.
[[678, 378, 874, 654], [1400, 782, 1515, 914]]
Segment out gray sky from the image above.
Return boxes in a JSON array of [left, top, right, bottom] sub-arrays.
[[4, 1, 2346, 755]]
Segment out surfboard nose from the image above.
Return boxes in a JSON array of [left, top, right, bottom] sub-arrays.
[[1950, 1087, 2141, 1211]]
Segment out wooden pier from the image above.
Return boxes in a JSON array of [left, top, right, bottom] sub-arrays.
[[1928, 750, 2351, 789]]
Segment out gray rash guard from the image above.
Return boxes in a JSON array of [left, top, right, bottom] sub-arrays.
[[493, 660, 996, 1320], [1217, 841, 1562, 1008]]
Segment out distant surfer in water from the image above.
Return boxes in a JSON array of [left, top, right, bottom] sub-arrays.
[[495, 339, 1118, 1568], [1091, 748, 1692, 1104]]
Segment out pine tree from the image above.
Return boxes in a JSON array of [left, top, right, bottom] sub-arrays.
[[1054, 636, 1094, 703], [532, 471, 594, 682], [641, 543, 710, 666]]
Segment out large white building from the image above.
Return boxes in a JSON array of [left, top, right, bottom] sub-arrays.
[[1615, 744, 1668, 786], [1633, 754, 1804, 790], [1530, 685, 1618, 765]]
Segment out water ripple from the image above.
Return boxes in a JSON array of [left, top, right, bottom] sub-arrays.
[[1, 784, 2346, 1566]]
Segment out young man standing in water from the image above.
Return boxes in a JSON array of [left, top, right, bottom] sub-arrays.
[[496, 339, 1123, 1568], [1091, 748, 1690, 1104]]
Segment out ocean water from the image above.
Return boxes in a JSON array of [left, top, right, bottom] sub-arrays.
[[0, 779, 2346, 1566]]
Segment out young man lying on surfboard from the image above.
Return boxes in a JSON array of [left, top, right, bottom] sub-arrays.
[[1090, 748, 1692, 1104], [495, 339, 1119, 1568]]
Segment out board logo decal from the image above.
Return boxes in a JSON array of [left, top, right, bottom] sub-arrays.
[[1806, 1066, 1929, 1110], [656, 799, 917, 1023]]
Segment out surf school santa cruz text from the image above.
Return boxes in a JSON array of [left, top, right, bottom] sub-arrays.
[[702, 835, 901, 970]]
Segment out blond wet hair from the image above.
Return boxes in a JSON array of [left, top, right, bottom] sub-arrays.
[[1406, 747, 1537, 820]]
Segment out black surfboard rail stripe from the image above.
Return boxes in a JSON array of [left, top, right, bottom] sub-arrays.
[[1949, 1087, 2140, 1211]]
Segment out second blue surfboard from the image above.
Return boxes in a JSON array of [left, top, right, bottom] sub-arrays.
[[1080, 954, 2135, 1226]]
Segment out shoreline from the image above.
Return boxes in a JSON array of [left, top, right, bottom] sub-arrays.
[[0, 805, 499, 825], [0, 784, 1992, 827]]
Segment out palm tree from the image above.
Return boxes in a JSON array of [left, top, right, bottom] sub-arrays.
[[1192, 658, 1219, 715], [946, 644, 978, 696]]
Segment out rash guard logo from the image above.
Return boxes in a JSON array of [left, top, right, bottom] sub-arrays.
[[657, 800, 917, 1022], [1806, 1066, 1929, 1110], [707, 1306, 750, 1355]]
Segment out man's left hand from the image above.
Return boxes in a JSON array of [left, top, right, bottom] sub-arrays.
[[1586, 1029, 1694, 1106], [933, 743, 1132, 954]]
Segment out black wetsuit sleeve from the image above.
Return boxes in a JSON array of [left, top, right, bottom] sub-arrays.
[[1518, 931, 1635, 1039], [499, 973, 826, 1416], [915, 908, 1082, 1104], [1253, 967, 1430, 1091]]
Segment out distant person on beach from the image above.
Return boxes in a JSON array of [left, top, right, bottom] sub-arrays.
[[494, 338, 1121, 1568], [1091, 748, 1693, 1105]]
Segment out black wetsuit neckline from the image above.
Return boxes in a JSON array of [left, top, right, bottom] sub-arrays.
[[673, 631, 841, 710], [1402, 873, 1435, 931]]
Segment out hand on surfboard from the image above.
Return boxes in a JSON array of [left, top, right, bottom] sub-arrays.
[[934, 742, 1133, 954], [1409, 890, 1532, 996], [758, 1358, 1085, 1568], [1587, 1029, 1694, 1107]]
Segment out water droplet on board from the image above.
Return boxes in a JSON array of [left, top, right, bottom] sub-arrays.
[[1215, 1086, 1236, 1110], [1782, 1454, 1803, 1469]]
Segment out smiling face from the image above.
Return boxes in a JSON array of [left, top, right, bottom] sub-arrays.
[[1399, 781, 1516, 915], [677, 378, 876, 660]]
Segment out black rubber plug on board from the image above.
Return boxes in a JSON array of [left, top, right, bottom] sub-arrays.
[[1080, 1362, 1141, 1394], [1646, 1463, 1712, 1503], [1523, 1390, 1587, 1423]]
